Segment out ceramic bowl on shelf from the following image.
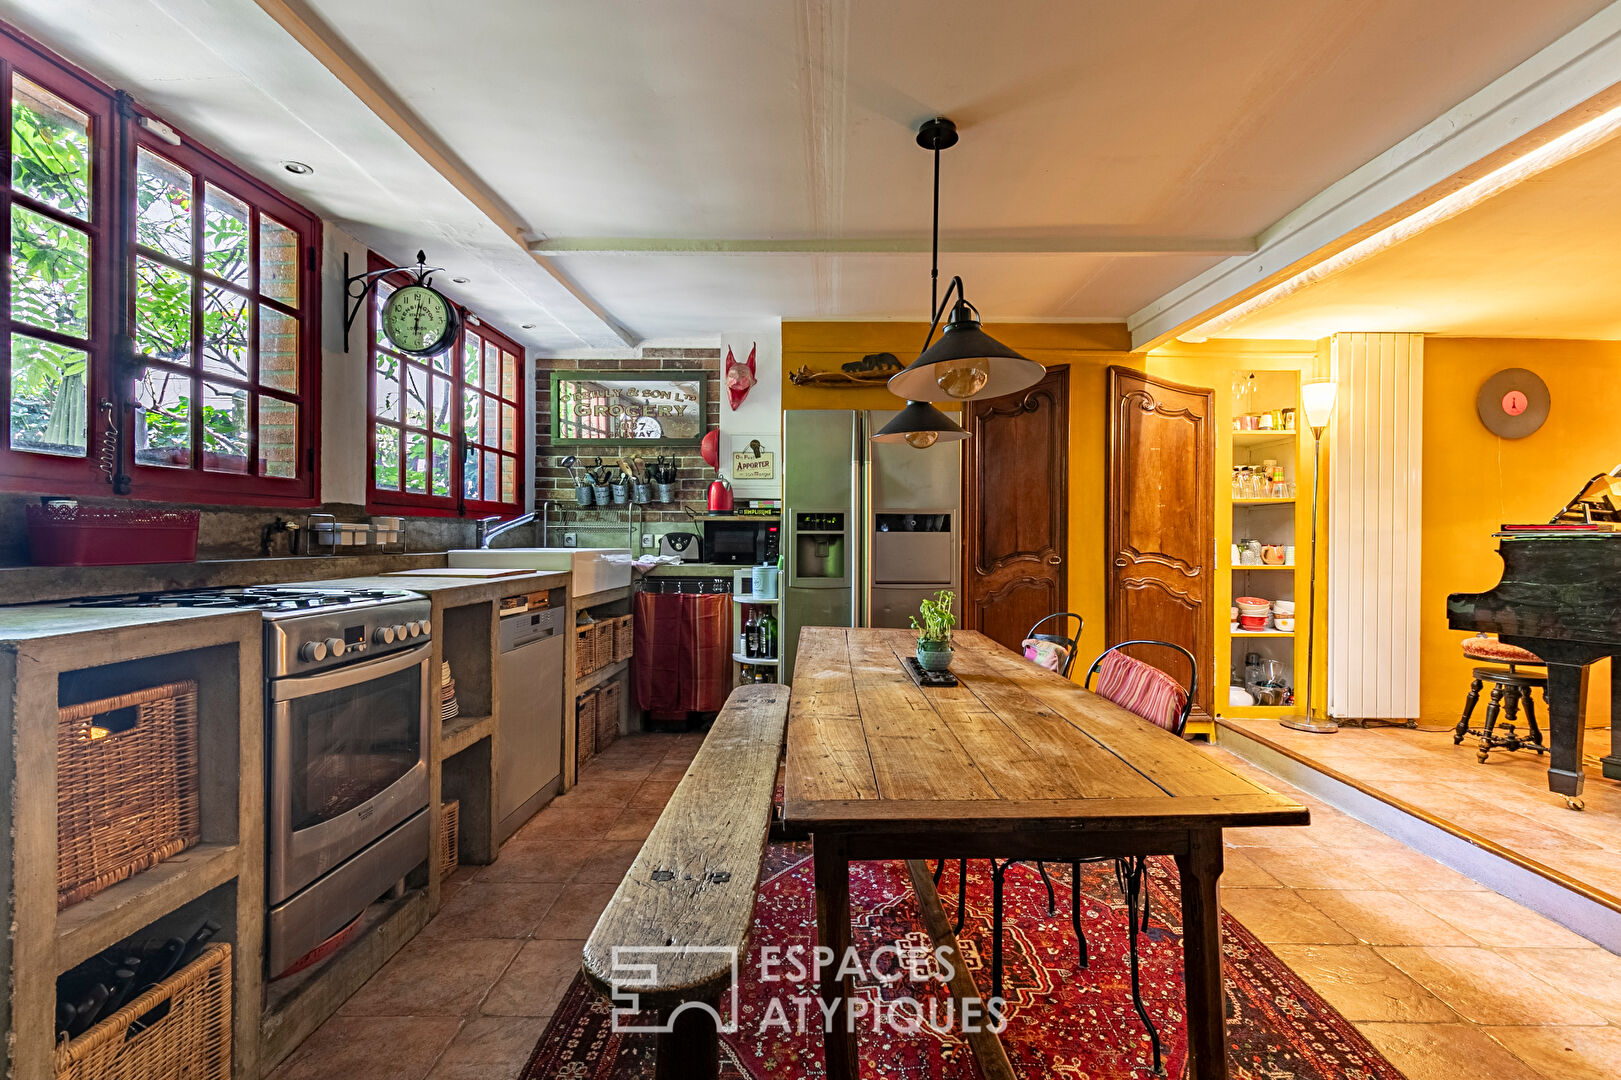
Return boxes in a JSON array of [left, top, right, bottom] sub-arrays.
[[1239, 614, 1269, 631], [1274, 617, 1295, 632], [1273, 600, 1296, 616]]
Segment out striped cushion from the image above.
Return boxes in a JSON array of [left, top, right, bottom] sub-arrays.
[[1022, 638, 1071, 672], [1095, 650, 1187, 733]]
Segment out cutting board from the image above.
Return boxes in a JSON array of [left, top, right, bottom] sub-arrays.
[[384, 567, 534, 578]]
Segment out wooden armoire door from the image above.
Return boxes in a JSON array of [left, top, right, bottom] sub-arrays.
[[1106, 367, 1213, 716], [963, 367, 1068, 652]]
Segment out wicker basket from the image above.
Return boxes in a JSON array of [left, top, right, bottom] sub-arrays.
[[439, 800, 460, 880], [55, 943, 231, 1080], [592, 620, 616, 669], [575, 623, 597, 679], [613, 614, 635, 663], [576, 692, 598, 768], [57, 681, 200, 910], [596, 682, 620, 751]]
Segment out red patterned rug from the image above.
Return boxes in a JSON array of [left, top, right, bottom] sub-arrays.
[[523, 845, 1406, 1079]]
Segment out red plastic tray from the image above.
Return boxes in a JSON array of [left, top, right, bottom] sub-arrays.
[[26, 505, 200, 566]]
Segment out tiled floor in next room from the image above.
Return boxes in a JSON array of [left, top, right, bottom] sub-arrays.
[[272, 734, 1621, 1080]]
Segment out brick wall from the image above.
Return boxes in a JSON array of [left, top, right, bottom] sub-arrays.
[[532, 347, 721, 526]]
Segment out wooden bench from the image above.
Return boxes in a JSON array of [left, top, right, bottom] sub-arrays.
[[581, 684, 789, 1080]]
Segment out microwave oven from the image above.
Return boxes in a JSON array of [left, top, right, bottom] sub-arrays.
[[701, 518, 780, 566]]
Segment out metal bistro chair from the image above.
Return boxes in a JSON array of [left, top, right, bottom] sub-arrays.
[[941, 640, 1196, 1077], [1022, 611, 1084, 677]]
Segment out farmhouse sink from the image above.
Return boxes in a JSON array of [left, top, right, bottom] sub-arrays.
[[446, 547, 632, 598]]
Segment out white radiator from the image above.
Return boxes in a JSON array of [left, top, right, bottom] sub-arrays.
[[1325, 333, 1424, 722]]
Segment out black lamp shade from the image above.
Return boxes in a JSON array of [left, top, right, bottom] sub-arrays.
[[888, 299, 1046, 402], [871, 400, 969, 447]]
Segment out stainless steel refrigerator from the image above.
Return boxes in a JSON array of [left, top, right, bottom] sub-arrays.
[[781, 409, 961, 682]]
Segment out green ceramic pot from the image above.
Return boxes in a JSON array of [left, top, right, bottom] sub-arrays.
[[916, 642, 954, 672]]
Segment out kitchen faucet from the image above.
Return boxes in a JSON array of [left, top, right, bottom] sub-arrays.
[[475, 512, 537, 549]]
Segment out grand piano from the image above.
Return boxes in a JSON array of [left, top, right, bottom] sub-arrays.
[[1448, 473, 1621, 806]]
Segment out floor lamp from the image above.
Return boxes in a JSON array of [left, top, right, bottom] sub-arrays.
[[1281, 378, 1338, 734]]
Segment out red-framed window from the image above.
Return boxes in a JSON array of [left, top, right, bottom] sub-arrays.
[[0, 22, 321, 504], [367, 253, 524, 515]]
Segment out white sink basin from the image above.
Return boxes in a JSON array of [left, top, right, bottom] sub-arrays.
[[447, 547, 631, 598]]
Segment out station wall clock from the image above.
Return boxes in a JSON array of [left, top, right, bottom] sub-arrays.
[[381, 281, 462, 357], [1476, 368, 1550, 439]]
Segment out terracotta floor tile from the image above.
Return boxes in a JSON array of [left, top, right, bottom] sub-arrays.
[[648, 761, 692, 782], [1374, 946, 1608, 1025], [339, 937, 523, 1017], [1224, 824, 1322, 849], [1298, 890, 1476, 946], [482, 937, 589, 1017], [1358, 1022, 1550, 1080], [1495, 947, 1621, 1023], [1267, 944, 1459, 1023], [1350, 846, 1488, 891], [418, 882, 564, 939], [548, 779, 641, 807], [604, 806, 663, 841], [534, 882, 619, 939], [425, 1015, 550, 1080], [1220, 887, 1357, 944], [1304, 816, 1396, 850], [511, 802, 616, 841], [571, 841, 645, 884], [1243, 845, 1386, 891], [628, 779, 681, 808], [1406, 890, 1595, 949], [269, 1015, 462, 1080], [579, 760, 657, 783], [1220, 848, 1283, 888], [1482, 1024, 1621, 1080], [474, 840, 595, 883]]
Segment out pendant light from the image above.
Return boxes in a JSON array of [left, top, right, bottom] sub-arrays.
[[872, 399, 969, 447], [886, 117, 1046, 404]]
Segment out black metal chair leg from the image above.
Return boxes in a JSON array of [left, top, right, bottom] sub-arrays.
[[1123, 856, 1163, 1075], [954, 858, 968, 935], [1038, 860, 1057, 914], [1140, 875, 1151, 931], [991, 860, 1008, 1003], [933, 858, 944, 885], [1455, 676, 1483, 744], [1069, 861, 1088, 969]]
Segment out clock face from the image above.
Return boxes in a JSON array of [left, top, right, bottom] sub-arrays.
[[1502, 390, 1528, 417], [382, 284, 458, 356]]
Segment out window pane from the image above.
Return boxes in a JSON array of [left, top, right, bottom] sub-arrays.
[[135, 149, 192, 260], [373, 352, 400, 422], [431, 374, 453, 435], [374, 423, 400, 490], [405, 431, 427, 493], [502, 351, 517, 400], [11, 77, 90, 220], [501, 403, 517, 452], [201, 382, 249, 473], [259, 397, 297, 478], [9, 333, 86, 456], [134, 366, 190, 467], [201, 285, 249, 380], [404, 363, 429, 428], [481, 394, 499, 445], [136, 256, 192, 364], [430, 438, 451, 497], [483, 340, 499, 389], [259, 215, 298, 304], [260, 307, 298, 392], [462, 444, 479, 499], [483, 450, 498, 499], [462, 334, 479, 386], [373, 281, 393, 348], [10, 205, 89, 338], [501, 456, 516, 504], [202, 184, 249, 285], [431, 344, 453, 375], [462, 387, 480, 434]]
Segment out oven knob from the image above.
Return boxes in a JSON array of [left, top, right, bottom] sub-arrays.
[[373, 625, 395, 645], [419, 617, 432, 638], [392, 623, 409, 640], [325, 637, 346, 658], [407, 621, 423, 638], [298, 640, 328, 663]]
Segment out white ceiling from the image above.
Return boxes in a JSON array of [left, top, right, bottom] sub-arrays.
[[4, 0, 1615, 349]]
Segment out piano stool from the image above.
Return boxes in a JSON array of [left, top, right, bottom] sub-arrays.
[[1455, 666, 1549, 763]]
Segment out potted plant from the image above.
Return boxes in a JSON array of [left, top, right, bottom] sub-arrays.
[[910, 589, 957, 672]]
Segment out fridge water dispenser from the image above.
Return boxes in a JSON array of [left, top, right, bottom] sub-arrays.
[[794, 512, 846, 580]]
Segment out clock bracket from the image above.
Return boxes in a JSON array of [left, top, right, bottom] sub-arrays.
[[342, 249, 451, 352]]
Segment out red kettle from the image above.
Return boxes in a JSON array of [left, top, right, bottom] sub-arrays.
[[707, 474, 734, 512]]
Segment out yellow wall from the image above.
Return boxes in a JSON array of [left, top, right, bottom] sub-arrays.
[[1420, 338, 1621, 725]]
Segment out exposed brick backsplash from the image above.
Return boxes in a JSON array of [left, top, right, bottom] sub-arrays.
[[532, 348, 722, 525]]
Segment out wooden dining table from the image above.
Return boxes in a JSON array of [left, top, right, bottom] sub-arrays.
[[781, 627, 1310, 1080]]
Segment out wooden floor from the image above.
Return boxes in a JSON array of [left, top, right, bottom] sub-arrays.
[[1220, 717, 1621, 909]]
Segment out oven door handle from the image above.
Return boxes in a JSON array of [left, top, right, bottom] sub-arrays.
[[270, 643, 432, 701]]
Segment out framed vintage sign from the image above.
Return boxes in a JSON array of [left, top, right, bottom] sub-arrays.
[[550, 371, 707, 446]]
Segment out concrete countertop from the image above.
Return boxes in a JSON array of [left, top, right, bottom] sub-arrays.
[[641, 562, 746, 578], [0, 602, 260, 646], [286, 570, 571, 599]]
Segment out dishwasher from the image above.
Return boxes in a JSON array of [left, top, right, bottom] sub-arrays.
[[497, 606, 566, 843]]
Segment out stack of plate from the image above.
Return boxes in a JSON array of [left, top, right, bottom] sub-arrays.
[[440, 661, 459, 721]]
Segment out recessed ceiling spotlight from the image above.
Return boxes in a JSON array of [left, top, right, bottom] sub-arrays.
[[521, 323, 535, 329], [451, 276, 469, 284], [280, 160, 313, 175]]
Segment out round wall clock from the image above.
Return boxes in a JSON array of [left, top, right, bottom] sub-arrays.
[[381, 283, 462, 356], [1476, 368, 1550, 439]]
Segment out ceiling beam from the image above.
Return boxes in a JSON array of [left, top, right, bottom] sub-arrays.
[[528, 235, 1256, 257], [1128, 0, 1621, 350], [251, 0, 638, 347]]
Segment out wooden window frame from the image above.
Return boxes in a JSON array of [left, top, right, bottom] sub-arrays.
[[0, 20, 321, 505], [366, 252, 525, 517]]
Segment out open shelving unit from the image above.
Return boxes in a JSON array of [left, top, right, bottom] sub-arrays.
[[730, 568, 783, 685]]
